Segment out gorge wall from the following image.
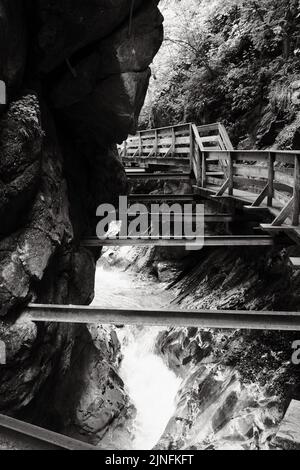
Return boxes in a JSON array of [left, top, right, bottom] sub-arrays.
[[0, 0, 163, 436], [153, 246, 300, 450]]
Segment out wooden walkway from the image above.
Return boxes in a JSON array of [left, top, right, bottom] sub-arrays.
[[5, 120, 300, 449], [119, 121, 300, 251]]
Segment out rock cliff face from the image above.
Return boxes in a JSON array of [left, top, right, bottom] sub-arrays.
[[155, 247, 300, 450], [0, 0, 163, 436]]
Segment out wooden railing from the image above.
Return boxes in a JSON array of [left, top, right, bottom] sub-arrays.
[[195, 148, 300, 227], [121, 122, 300, 228]]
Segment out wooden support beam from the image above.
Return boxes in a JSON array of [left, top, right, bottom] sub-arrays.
[[215, 178, 230, 197], [128, 194, 195, 203], [82, 235, 274, 248], [268, 152, 275, 207], [20, 304, 300, 331], [127, 172, 191, 181], [0, 414, 97, 450], [189, 123, 194, 173], [138, 132, 142, 158], [171, 127, 176, 158], [228, 152, 234, 196], [289, 257, 300, 268], [201, 152, 207, 188], [0, 80, 6, 105], [271, 197, 294, 226], [154, 129, 158, 156], [251, 183, 269, 207], [293, 155, 300, 226]]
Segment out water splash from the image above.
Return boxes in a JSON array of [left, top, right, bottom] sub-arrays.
[[93, 255, 182, 449], [118, 326, 181, 450]]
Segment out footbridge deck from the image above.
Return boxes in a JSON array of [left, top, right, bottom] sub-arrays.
[[119, 122, 300, 252]]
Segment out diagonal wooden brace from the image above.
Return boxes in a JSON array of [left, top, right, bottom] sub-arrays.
[[271, 197, 294, 226], [215, 178, 230, 197], [251, 183, 269, 207]]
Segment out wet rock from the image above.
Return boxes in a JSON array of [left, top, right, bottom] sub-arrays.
[[154, 247, 300, 450], [0, 0, 163, 445], [51, 326, 132, 446], [154, 261, 184, 283], [273, 400, 300, 450], [0, 95, 42, 237]]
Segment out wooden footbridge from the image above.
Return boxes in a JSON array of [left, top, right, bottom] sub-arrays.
[[3, 121, 300, 450], [116, 122, 300, 247]]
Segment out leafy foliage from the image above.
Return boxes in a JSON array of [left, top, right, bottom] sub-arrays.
[[141, 0, 300, 148]]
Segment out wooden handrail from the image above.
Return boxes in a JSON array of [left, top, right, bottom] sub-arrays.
[[121, 121, 300, 228]]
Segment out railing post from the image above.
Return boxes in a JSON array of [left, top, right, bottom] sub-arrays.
[[138, 132, 142, 158], [293, 154, 300, 226], [189, 124, 194, 173], [171, 127, 176, 158], [202, 152, 207, 188], [267, 152, 275, 207], [0, 80, 6, 106], [228, 152, 234, 196], [154, 129, 158, 157]]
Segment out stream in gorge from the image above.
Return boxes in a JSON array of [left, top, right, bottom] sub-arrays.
[[92, 248, 182, 450]]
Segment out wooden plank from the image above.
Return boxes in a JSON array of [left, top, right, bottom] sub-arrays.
[[274, 170, 294, 189], [251, 184, 269, 207], [21, 304, 300, 331], [200, 135, 221, 144], [171, 127, 176, 158], [202, 146, 221, 151], [202, 152, 207, 188], [293, 155, 300, 226], [275, 152, 297, 165], [272, 197, 294, 226], [0, 414, 97, 451], [82, 235, 274, 247], [228, 152, 234, 196], [139, 123, 192, 134], [260, 224, 296, 233], [215, 178, 230, 197], [234, 165, 268, 179], [128, 194, 194, 202], [0, 80, 6, 105], [197, 123, 219, 134], [218, 123, 234, 151], [289, 257, 300, 268], [273, 400, 300, 449], [127, 173, 191, 181]]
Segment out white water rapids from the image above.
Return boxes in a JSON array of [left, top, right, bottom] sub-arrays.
[[92, 250, 182, 450]]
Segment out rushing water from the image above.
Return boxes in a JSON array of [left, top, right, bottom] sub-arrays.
[[93, 249, 182, 450]]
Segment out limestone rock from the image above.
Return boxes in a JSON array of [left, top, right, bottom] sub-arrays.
[[273, 400, 300, 450]]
